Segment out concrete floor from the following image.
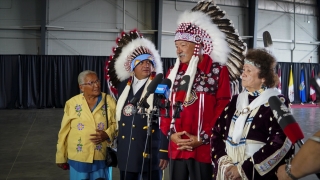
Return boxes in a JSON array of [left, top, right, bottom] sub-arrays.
[[0, 107, 319, 180]]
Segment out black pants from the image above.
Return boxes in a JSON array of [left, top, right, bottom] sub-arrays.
[[120, 170, 161, 180], [169, 159, 213, 180]]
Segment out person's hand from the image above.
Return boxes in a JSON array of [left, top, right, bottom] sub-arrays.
[[276, 164, 291, 180], [176, 131, 202, 151], [159, 159, 169, 170], [170, 131, 191, 145], [57, 163, 69, 170], [225, 165, 241, 180], [90, 129, 109, 145]]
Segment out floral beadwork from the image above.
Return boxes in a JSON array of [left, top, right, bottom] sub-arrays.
[[97, 122, 105, 130], [101, 104, 107, 117], [77, 123, 84, 130], [75, 104, 82, 117], [95, 143, 103, 151], [76, 137, 83, 152]]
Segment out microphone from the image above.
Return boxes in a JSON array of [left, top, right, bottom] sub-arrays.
[[268, 96, 304, 146], [129, 97, 139, 105], [173, 75, 190, 118], [175, 75, 190, 103], [155, 79, 172, 117], [155, 79, 172, 100], [137, 73, 163, 109]]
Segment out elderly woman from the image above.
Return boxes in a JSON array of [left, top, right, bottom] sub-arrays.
[[56, 70, 117, 180], [211, 49, 295, 180]]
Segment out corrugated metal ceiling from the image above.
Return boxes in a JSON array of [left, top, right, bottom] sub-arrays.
[[174, 0, 317, 15]]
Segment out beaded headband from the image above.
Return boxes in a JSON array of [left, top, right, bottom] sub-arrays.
[[175, 22, 213, 55], [244, 59, 261, 68], [130, 53, 155, 72], [175, 11, 229, 64]]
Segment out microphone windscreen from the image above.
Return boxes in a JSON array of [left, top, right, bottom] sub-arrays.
[[268, 96, 304, 143], [147, 73, 163, 93], [155, 79, 172, 99], [161, 79, 172, 88], [175, 75, 190, 103]]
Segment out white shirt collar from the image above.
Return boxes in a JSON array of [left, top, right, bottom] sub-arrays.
[[132, 76, 148, 95]]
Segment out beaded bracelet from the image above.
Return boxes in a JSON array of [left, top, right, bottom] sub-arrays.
[[285, 157, 298, 180]]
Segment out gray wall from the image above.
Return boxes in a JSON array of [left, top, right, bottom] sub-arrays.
[[0, 0, 318, 63]]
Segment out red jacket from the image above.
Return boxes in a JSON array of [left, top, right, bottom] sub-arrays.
[[160, 54, 231, 163]]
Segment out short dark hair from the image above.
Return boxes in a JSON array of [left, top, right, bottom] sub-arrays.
[[245, 49, 278, 88]]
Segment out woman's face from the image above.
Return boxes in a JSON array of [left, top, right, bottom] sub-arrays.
[[241, 64, 265, 92], [79, 73, 101, 97]]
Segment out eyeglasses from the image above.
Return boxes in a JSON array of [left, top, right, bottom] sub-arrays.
[[81, 80, 100, 86]]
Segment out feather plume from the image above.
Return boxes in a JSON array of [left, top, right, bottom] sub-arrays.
[[228, 42, 246, 55], [181, 0, 247, 95], [116, 33, 132, 47], [209, 10, 226, 19], [230, 50, 245, 61], [105, 30, 163, 94], [207, 4, 220, 12], [226, 39, 246, 51], [219, 26, 236, 32], [191, 1, 205, 11], [228, 55, 243, 69], [199, 1, 211, 11], [224, 32, 241, 41], [213, 19, 232, 26]]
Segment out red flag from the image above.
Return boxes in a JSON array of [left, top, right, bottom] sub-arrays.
[[310, 68, 316, 101]]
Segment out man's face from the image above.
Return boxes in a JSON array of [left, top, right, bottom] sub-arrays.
[[175, 40, 195, 64], [133, 60, 153, 80]]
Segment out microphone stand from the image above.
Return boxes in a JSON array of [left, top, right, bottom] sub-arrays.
[[172, 102, 183, 119], [138, 99, 160, 180]]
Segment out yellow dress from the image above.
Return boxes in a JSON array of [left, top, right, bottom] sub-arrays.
[[56, 93, 117, 164]]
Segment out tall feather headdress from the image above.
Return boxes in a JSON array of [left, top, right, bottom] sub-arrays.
[[105, 29, 163, 98], [105, 30, 163, 129], [172, 0, 247, 95]]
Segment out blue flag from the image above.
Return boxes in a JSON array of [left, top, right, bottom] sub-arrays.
[[299, 68, 306, 103]]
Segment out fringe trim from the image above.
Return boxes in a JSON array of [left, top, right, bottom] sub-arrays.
[[226, 108, 258, 163], [116, 84, 130, 130], [167, 58, 180, 99], [237, 162, 249, 180], [141, 79, 154, 119], [226, 141, 246, 164], [217, 155, 233, 180], [167, 55, 199, 103], [184, 55, 199, 102]]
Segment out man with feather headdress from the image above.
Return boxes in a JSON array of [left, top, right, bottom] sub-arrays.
[[105, 30, 168, 180], [159, 1, 246, 180]]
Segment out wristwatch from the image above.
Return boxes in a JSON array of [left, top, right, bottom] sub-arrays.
[[285, 158, 298, 180]]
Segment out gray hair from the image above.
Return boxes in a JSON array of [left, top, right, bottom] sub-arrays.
[[78, 70, 97, 85]]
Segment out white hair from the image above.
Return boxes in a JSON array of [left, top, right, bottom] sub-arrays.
[[78, 70, 97, 85]]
